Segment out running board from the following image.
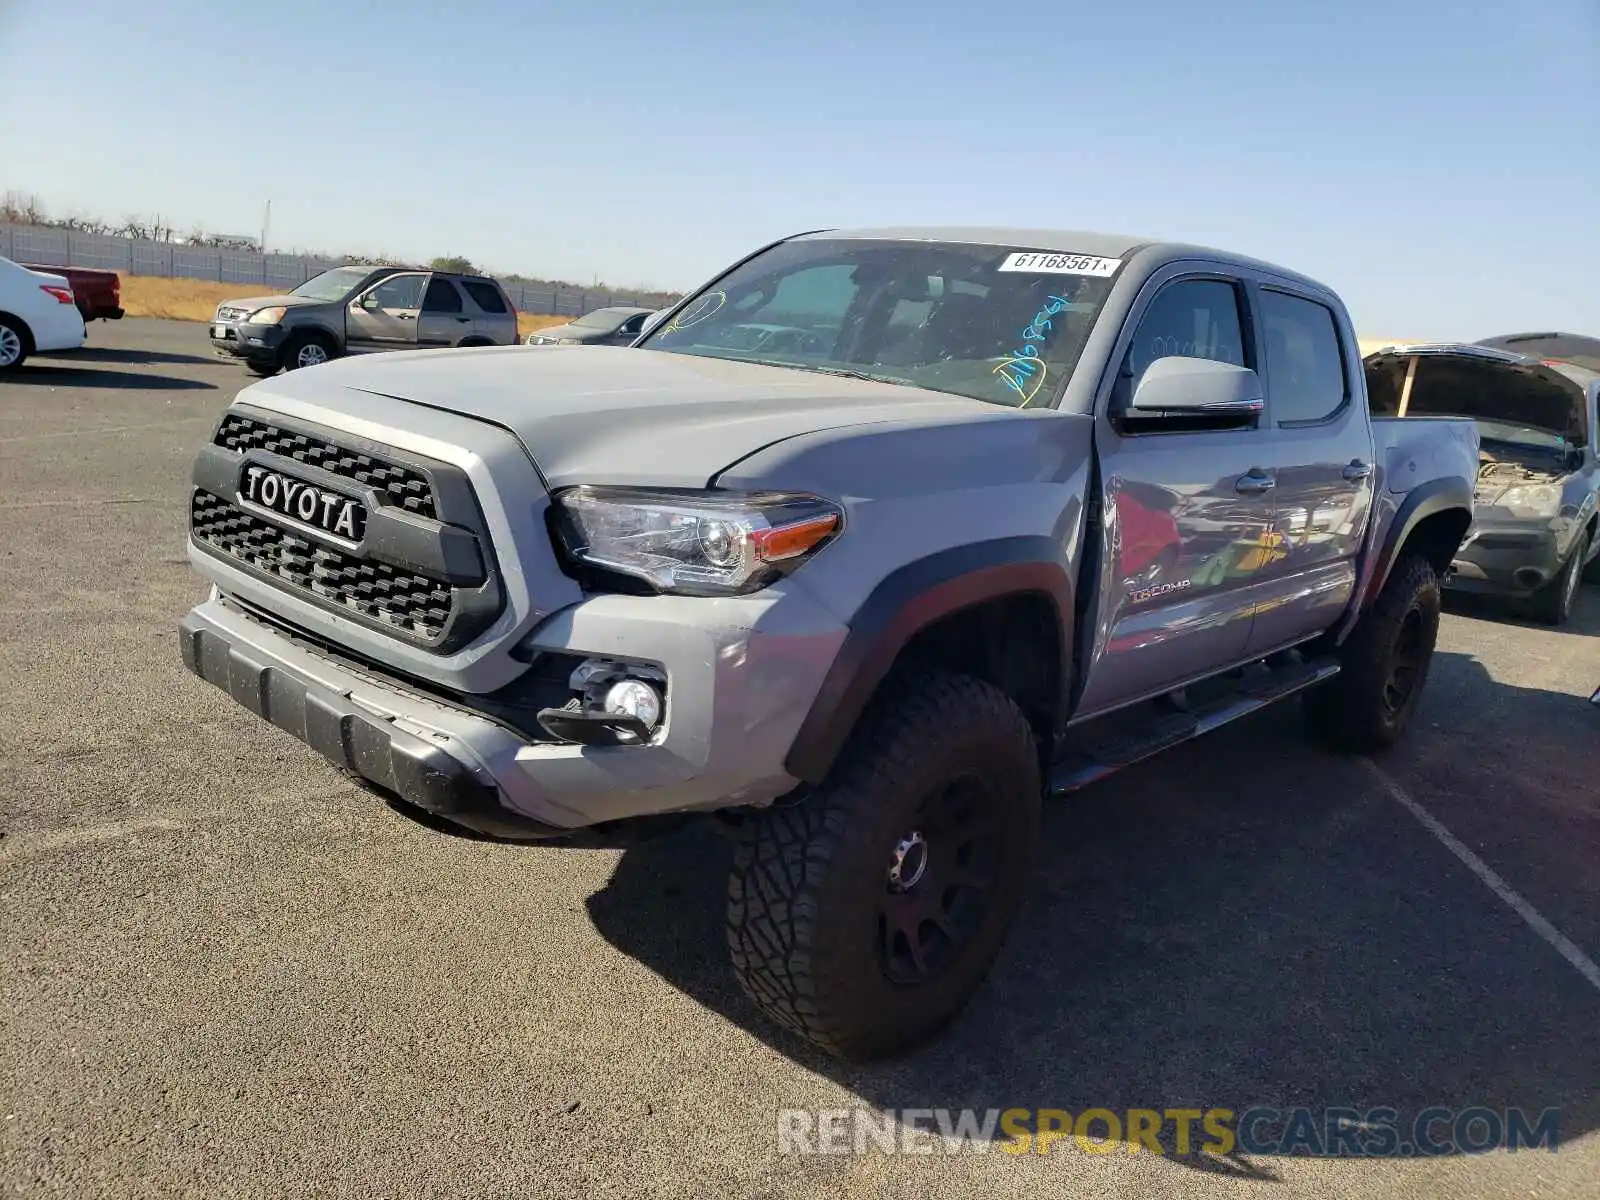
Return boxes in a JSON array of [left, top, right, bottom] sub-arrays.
[[1048, 657, 1340, 795]]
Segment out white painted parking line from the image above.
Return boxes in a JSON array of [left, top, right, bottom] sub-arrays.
[[1363, 758, 1600, 995]]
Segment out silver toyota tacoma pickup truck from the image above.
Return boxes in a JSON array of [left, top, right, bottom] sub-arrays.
[[178, 227, 1479, 1060]]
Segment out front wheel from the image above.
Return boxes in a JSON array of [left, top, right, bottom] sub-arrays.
[[1529, 531, 1587, 626], [726, 669, 1041, 1061], [279, 331, 336, 371], [1303, 553, 1441, 753]]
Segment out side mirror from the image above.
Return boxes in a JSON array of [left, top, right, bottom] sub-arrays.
[[637, 311, 667, 338], [1121, 356, 1264, 426], [357, 294, 380, 310]]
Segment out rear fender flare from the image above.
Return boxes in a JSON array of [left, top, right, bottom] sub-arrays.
[[783, 537, 1075, 784], [1347, 476, 1473, 633]]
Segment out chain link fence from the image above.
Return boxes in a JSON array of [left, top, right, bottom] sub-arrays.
[[1, 223, 663, 317]]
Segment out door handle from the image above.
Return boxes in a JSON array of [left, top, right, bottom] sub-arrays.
[[455, 316, 471, 323], [397, 313, 415, 321], [1341, 459, 1372, 481], [1235, 470, 1276, 495]]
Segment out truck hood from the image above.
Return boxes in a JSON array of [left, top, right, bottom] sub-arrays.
[[246, 344, 1005, 489]]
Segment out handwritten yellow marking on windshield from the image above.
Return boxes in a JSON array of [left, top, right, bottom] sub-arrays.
[[663, 291, 726, 333], [995, 357, 1047, 404]]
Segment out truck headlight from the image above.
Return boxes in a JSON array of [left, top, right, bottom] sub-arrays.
[[1497, 483, 1562, 518], [246, 306, 287, 325], [552, 486, 842, 595]]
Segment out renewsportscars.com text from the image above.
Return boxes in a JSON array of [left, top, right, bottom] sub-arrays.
[[776, 1106, 1561, 1157]]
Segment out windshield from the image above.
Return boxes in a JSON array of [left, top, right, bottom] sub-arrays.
[[638, 237, 1121, 406], [291, 266, 373, 302], [572, 307, 637, 330]]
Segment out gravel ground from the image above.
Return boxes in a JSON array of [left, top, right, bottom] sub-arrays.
[[2, 320, 1598, 1199]]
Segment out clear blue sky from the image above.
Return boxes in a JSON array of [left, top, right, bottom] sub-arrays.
[[1, 0, 1595, 338]]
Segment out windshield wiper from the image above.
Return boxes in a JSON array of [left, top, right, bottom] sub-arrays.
[[775, 363, 917, 387]]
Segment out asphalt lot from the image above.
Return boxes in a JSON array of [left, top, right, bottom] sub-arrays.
[[3, 319, 1599, 1200]]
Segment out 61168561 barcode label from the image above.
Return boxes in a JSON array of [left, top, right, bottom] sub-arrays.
[[996, 251, 1121, 276]]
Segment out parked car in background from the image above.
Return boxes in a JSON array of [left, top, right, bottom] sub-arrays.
[[19, 263, 123, 326], [178, 225, 1478, 1062], [1365, 341, 1600, 624], [0, 256, 86, 370], [523, 305, 655, 346], [211, 264, 519, 376]]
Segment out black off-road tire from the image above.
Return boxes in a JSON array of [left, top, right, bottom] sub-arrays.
[[1529, 531, 1587, 626], [1303, 553, 1441, 753], [726, 668, 1042, 1061]]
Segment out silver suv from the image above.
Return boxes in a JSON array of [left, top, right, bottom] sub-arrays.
[[211, 265, 519, 376]]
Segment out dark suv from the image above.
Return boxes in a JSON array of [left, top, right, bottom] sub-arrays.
[[211, 265, 520, 375]]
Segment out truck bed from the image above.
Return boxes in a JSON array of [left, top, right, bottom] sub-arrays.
[[21, 264, 123, 322], [1371, 414, 1480, 495]]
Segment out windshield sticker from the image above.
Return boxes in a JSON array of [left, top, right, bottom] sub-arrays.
[[994, 293, 1076, 405], [662, 291, 726, 333], [997, 251, 1120, 277]]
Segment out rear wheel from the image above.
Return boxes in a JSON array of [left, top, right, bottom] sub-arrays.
[[244, 360, 278, 377], [726, 668, 1041, 1061], [1303, 553, 1440, 753], [280, 331, 336, 371], [0, 316, 30, 371], [1530, 531, 1587, 625]]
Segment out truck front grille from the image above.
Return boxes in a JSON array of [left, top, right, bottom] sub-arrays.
[[214, 414, 438, 519], [190, 491, 452, 640]]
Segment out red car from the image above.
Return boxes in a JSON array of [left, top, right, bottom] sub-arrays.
[[20, 264, 123, 325]]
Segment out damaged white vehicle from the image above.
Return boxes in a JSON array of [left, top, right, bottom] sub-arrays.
[[1364, 341, 1600, 624]]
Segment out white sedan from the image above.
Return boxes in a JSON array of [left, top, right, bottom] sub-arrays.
[[0, 255, 87, 371]]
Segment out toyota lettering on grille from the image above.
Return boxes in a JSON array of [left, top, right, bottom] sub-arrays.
[[239, 464, 367, 541]]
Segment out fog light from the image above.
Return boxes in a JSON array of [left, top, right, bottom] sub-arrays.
[[604, 679, 662, 730]]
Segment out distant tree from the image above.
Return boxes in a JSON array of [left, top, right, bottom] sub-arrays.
[[430, 255, 477, 274]]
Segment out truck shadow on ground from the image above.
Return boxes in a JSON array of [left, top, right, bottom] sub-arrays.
[[3, 363, 217, 391], [584, 652, 1600, 1175]]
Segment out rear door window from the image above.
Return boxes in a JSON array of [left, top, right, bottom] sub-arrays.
[[462, 281, 509, 314], [1260, 290, 1348, 423], [423, 278, 464, 313]]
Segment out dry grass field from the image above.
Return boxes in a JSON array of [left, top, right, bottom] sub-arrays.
[[117, 275, 570, 337]]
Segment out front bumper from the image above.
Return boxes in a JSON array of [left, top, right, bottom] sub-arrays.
[[211, 321, 285, 363], [178, 586, 845, 839], [1446, 520, 1563, 597]]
